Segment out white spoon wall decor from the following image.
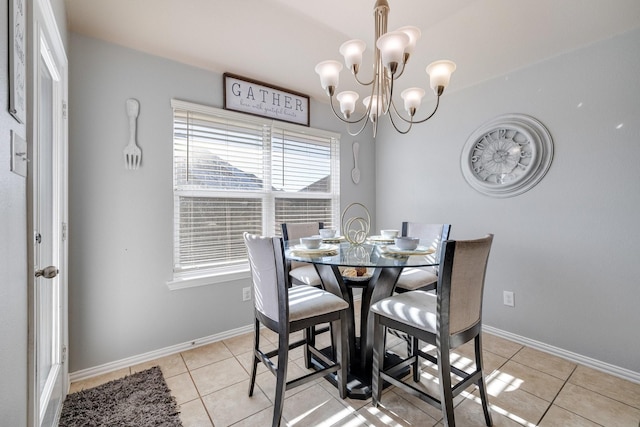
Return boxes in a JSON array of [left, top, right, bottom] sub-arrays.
[[351, 141, 361, 184]]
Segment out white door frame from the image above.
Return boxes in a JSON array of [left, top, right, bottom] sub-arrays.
[[26, 0, 69, 425]]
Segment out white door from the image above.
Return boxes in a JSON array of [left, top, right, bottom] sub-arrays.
[[28, 1, 68, 425]]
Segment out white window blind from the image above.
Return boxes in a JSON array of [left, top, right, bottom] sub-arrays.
[[172, 99, 340, 278]]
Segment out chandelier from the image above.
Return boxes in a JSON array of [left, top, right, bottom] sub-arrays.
[[315, 0, 456, 137]]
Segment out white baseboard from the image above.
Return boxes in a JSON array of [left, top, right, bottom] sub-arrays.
[[483, 325, 640, 384], [68, 324, 254, 383], [70, 293, 365, 383], [69, 315, 639, 386]]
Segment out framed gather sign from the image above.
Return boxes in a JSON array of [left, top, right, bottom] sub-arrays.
[[223, 73, 310, 126]]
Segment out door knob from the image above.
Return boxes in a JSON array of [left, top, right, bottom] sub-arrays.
[[35, 266, 59, 279]]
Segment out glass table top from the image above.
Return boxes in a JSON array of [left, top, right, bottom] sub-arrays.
[[285, 241, 439, 268]]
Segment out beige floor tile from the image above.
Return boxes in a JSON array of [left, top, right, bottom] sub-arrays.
[[260, 327, 280, 344], [287, 342, 306, 362], [235, 350, 270, 376], [569, 365, 640, 409], [255, 358, 319, 402], [222, 332, 255, 356], [229, 407, 278, 427], [511, 347, 576, 380], [484, 373, 551, 425], [389, 386, 451, 422], [389, 372, 470, 421], [181, 341, 234, 371], [488, 360, 565, 402], [68, 367, 131, 393], [130, 353, 187, 378], [554, 382, 640, 426], [447, 395, 524, 427], [357, 392, 438, 426], [482, 333, 523, 359], [190, 357, 249, 396], [451, 343, 509, 375], [538, 405, 601, 427], [281, 384, 363, 426], [178, 398, 213, 427], [165, 372, 199, 405], [202, 379, 272, 427]]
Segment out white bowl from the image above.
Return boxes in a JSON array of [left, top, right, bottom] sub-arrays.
[[394, 237, 420, 250], [300, 236, 323, 249], [381, 229, 399, 239], [319, 228, 337, 238]]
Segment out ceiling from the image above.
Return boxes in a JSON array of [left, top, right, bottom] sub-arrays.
[[64, 0, 640, 103]]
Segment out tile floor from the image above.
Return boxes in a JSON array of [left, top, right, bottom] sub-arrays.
[[70, 323, 640, 427]]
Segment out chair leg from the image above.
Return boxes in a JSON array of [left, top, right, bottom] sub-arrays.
[[248, 318, 260, 396], [475, 335, 493, 426], [334, 315, 348, 399], [412, 336, 421, 382], [272, 331, 290, 427], [303, 326, 314, 369], [437, 345, 456, 426], [371, 314, 385, 408]]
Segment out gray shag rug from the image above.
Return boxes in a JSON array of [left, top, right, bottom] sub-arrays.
[[59, 366, 182, 427]]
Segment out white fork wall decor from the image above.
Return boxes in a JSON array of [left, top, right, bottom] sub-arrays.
[[124, 98, 142, 169]]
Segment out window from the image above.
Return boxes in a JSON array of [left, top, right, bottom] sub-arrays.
[[170, 99, 340, 287]]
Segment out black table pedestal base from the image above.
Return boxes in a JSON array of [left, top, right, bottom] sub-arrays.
[[311, 347, 409, 400]]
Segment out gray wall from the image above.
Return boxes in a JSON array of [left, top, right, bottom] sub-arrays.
[[376, 28, 640, 373], [67, 33, 375, 372], [1, 1, 28, 422]]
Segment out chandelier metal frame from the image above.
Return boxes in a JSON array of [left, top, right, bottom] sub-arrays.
[[315, 0, 456, 137]]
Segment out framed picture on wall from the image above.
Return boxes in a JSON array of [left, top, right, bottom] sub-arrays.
[[223, 73, 310, 126], [9, 0, 26, 123]]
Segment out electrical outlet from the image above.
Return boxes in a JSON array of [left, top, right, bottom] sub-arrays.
[[242, 287, 251, 301], [503, 291, 515, 307]]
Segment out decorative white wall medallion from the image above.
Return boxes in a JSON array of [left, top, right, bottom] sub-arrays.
[[461, 114, 554, 198]]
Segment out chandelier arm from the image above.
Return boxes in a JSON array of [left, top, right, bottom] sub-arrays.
[[328, 95, 372, 125], [387, 100, 413, 134], [353, 73, 376, 86], [346, 117, 373, 136], [391, 61, 408, 80], [409, 95, 442, 124]]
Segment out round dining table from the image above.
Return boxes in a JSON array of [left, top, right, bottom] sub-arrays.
[[285, 239, 440, 399]]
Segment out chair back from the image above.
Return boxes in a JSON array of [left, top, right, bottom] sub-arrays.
[[438, 234, 493, 338], [281, 222, 323, 271], [243, 232, 287, 324], [402, 222, 451, 252]]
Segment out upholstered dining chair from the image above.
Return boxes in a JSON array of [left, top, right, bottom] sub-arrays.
[[281, 222, 324, 287], [371, 234, 494, 427], [243, 232, 349, 427], [394, 222, 451, 293], [281, 222, 332, 356]]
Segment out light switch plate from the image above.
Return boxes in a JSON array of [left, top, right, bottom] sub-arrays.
[[10, 130, 27, 177]]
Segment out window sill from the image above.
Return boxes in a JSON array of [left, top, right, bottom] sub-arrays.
[[167, 267, 250, 291]]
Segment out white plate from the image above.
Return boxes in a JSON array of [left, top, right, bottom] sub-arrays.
[[383, 245, 435, 255], [367, 235, 395, 243], [322, 236, 346, 243], [290, 244, 339, 255]]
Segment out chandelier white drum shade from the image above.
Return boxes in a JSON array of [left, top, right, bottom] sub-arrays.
[[315, 0, 456, 137]]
